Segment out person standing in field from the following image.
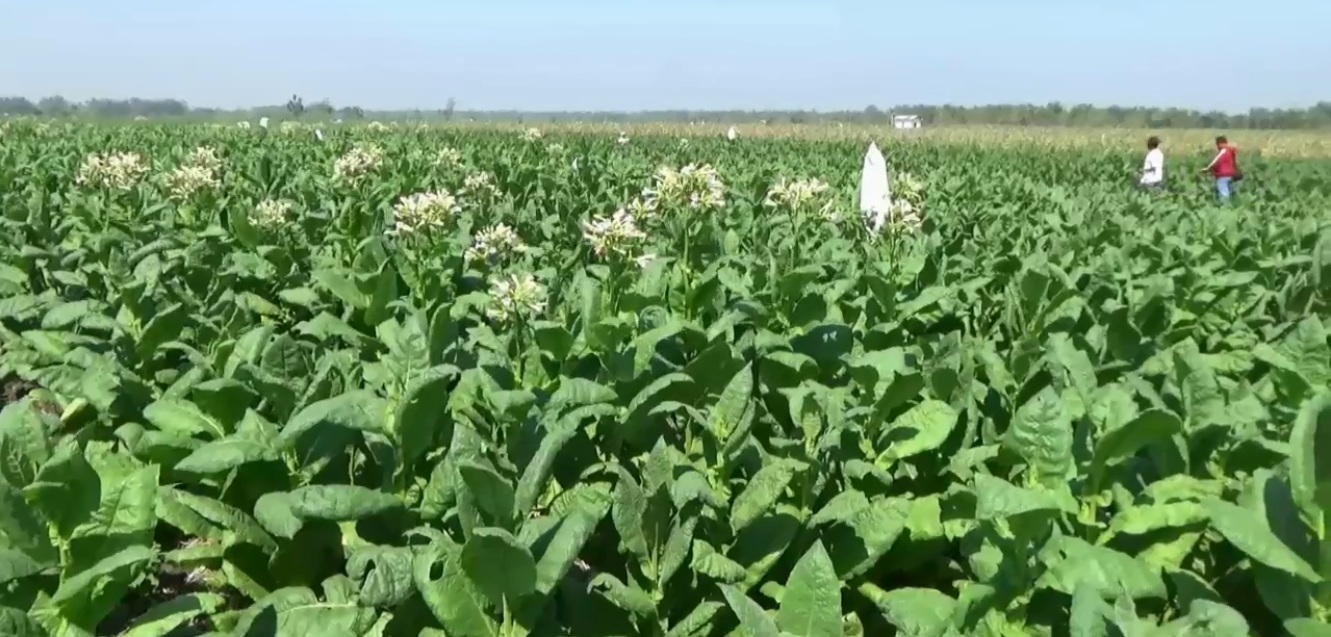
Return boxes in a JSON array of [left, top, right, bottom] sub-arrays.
[[1140, 136, 1165, 190], [1201, 135, 1240, 201]]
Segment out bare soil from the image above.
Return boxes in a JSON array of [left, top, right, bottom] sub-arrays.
[[0, 373, 60, 416]]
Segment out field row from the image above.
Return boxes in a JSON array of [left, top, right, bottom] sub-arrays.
[[9, 116, 1331, 158]]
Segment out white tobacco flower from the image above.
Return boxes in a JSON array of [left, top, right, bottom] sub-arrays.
[[677, 138, 690, 149], [334, 144, 384, 182], [764, 177, 831, 210], [279, 121, 303, 135], [163, 165, 220, 200], [486, 273, 547, 323], [76, 151, 149, 191], [184, 145, 223, 172], [390, 190, 460, 236], [817, 202, 845, 223], [634, 253, 659, 269], [546, 143, 566, 154], [237, 121, 251, 129], [891, 199, 922, 232], [893, 171, 925, 203], [684, 164, 727, 207], [649, 163, 725, 210], [252, 199, 295, 229], [582, 208, 647, 258], [434, 147, 464, 168], [465, 223, 528, 263], [185, 566, 210, 585], [367, 121, 389, 132], [522, 127, 543, 141], [616, 132, 629, 145], [623, 195, 657, 220], [462, 171, 499, 199]]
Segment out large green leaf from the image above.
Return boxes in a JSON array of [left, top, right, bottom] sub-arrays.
[[775, 541, 841, 637], [461, 527, 537, 605], [1204, 499, 1320, 582]]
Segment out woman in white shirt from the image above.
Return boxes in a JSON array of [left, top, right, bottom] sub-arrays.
[[1139, 136, 1165, 190]]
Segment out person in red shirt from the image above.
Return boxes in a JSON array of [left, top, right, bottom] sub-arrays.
[[1200, 135, 1240, 202]]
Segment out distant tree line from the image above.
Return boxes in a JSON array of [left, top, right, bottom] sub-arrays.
[[3, 95, 1331, 130]]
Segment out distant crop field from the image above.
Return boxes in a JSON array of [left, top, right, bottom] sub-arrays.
[[435, 120, 1331, 158]]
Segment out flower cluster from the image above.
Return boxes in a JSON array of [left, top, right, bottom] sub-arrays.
[[623, 195, 657, 220], [764, 177, 831, 210], [465, 223, 528, 263], [367, 121, 389, 133], [893, 171, 925, 204], [183, 145, 223, 173], [890, 199, 922, 231], [252, 199, 295, 229], [648, 163, 725, 209], [237, 121, 251, 130], [279, 121, 304, 135], [153, 145, 225, 200], [582, 208, 647, 259], [616, 132, 630, 145], [75, 152, 149, 191], [334, 144, 384, 183], [462, 171, 499, 199], [522, 128, 543, 142], [390, 190, 460, 236], [890, 172, 925, 231], [434, 147, 464, 169], [163, 165, 220, 200], [486, 273, 547, 323]]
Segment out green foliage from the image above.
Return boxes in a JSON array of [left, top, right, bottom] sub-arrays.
[[0, 122, 1329, 637]]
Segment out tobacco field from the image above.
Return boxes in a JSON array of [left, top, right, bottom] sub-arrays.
[[1, 121, 1330, 637]]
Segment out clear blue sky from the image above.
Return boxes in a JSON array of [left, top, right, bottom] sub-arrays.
[[2, 0, 1326, 113]]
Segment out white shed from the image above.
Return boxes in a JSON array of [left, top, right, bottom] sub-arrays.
[[892, 114, 922, 129]]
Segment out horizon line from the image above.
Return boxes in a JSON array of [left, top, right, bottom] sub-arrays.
[[5, 95, 1331, 117]]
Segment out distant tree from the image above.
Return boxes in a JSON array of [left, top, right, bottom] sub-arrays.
[[0, 97, 39, 115], [286, 94, 305, 118], [37, 96, 72, 117], [308, 99, 335, 118], [443, 97, 456, 122]]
